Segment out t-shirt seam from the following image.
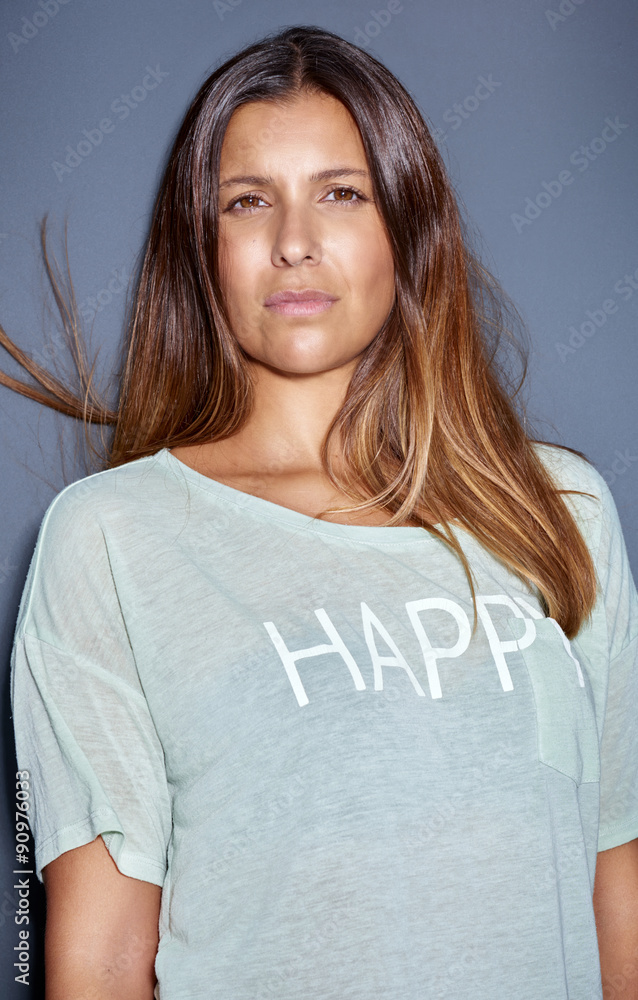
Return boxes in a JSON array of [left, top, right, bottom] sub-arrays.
[[160, 443, 606, 548], [36, 805, 115, 846], [100, 841, 167, 872], [598, 813, 638, 843], [17, 456, 159, 633], [36, 809, 167, 873], [15, 630, 150, 705], [160, 452, 442, 545], [608, 630, 638, 666]]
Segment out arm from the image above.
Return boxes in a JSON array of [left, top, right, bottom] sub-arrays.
[[594, 838, 638, 1000], [43, 835, 162, 1000]]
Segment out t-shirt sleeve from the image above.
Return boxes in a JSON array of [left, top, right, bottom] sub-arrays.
[[587, 474, 638, 852], [9, 483, 172, 886]]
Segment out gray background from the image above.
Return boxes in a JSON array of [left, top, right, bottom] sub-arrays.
[[0, 0, 636, 994]]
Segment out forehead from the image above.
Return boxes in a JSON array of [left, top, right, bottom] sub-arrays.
[[219, 92, 367, 174]]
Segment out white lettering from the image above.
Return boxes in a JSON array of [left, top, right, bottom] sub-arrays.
[[263, 609, 366, 707], [404, 597, 471, 699], [361, 602, 426, 696], [476, 595, 537, 691]]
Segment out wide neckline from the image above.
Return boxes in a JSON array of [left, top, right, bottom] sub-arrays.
[[156, 447, 439, 543]]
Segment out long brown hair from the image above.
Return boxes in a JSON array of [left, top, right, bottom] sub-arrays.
[[0, 25, 596, 638]]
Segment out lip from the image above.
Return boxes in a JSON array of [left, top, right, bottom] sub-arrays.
[[264, 288, 338, 316]]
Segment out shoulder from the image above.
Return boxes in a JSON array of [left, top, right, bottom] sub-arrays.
[[532, 440, 606, 496], [21, 453, 166, 591], [531, 440, 612, 555], [533, 441, 611, 529], [35, 452, 166, 544], [14, 453, 166, 640]]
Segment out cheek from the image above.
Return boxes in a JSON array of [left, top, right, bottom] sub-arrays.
[[219, 251, 269, 343], [356, 230, 395, 307], [218, 239, 257, 313]]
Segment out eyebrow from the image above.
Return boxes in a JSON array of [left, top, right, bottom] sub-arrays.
[[218, 167, 370, 190]]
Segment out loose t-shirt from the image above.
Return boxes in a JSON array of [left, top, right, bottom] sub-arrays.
[[9, 443, 638, 999]]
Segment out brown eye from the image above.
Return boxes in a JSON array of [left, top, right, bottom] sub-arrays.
[[324, 186, 365, 205], [226, 193, 265, 212]]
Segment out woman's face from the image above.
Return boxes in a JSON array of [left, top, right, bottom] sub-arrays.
[[216, 91, 396, 377]]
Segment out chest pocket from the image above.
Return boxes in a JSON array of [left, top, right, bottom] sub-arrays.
[[518, 616, 600, 786]]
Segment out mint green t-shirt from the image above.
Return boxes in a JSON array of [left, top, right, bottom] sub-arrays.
[[10, 443, 638, 999]]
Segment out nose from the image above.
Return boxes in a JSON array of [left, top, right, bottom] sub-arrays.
[[271, 202, 322, 268]]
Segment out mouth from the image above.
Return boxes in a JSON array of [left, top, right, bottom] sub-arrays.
[[263, 288, 338, 316]]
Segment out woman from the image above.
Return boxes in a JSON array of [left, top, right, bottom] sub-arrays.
[[6, 24, 638, 1000]]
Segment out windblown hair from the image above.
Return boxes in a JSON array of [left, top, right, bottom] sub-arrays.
[[0, 24, 596, 637]]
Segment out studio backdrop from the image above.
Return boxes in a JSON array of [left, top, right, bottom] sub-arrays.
[[0, 1, 636, 996]]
